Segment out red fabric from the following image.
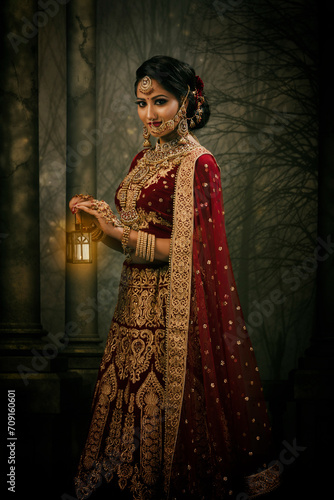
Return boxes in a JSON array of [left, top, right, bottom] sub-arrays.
[[170, 154, 274, 498], [75, 149, 277, 500], [113, 149, 276, 497]]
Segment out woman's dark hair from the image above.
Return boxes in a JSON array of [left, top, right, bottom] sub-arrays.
[[134, 55, 210, 130]]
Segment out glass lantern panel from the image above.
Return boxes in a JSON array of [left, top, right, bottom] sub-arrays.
[[68, 232, 92, 263]]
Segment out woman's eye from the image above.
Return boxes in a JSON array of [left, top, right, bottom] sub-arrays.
[[135, 99, 167, 107], [155, 99, 167, 105]]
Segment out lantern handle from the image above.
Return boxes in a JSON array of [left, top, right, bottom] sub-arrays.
[[74, 213, 82, 231]]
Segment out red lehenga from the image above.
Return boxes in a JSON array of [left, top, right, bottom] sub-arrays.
[[75, 142, 280, 500]]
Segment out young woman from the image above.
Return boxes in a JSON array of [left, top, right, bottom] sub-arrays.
[[71, 56, 279, 500]]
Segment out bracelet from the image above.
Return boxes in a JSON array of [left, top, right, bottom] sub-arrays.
[[146, 233, 156, 262], [149, 234, 156, 262], [145, 233, 152, 261], [135, 231, 142, 257], [140, 231, 148, 259], [121, 226, 131, 254], [91, 227, 104, 242], [135, 231, 156, 262], [136, 230, 147, 259]]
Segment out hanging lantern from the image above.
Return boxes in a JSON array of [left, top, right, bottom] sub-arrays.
[[66, 216, 93, 264]]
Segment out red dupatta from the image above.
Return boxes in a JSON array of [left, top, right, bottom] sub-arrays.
[[165, 147, 279, 498]]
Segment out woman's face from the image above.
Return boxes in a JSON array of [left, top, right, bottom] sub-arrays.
[[136, 78, 181, 144]]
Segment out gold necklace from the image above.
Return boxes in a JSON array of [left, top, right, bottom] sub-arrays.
[[119, 139, 198, 227]]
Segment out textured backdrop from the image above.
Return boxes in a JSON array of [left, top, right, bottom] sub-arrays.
[[39, 0, 318, 380]]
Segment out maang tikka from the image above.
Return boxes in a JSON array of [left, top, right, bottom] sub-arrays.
[[139, 76, 154, 95]]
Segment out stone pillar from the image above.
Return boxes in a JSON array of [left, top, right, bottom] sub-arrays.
[[0, 3, 82, 499], [0, 0, 44, 354], [65, 0, 102, 373]]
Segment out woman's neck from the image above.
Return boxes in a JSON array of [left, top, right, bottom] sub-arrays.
[[158, 130, 179, 145]]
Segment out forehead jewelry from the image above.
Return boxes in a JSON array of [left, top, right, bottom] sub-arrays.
[[139, 75, 154, 94]]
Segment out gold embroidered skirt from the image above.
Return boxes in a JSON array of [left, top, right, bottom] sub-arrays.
[[75, 261, 169, 500]]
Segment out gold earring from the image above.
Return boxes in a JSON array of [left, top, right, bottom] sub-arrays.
[[177, 101, 188, 145], [143, 125, 152, 148], [176, 87, 190, 145], [177, 118, 188, 145]]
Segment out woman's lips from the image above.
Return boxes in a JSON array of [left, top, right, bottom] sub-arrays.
[[150, 121, 162, 127]]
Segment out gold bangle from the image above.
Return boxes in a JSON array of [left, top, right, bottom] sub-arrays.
[[121, 226, 131, 254], [140, 231, 148, 259], [146, 233, 152, 261], [91, 227, 104, 242], [135, 230, 142, 257], [135, 231, 155, 261], [150, 234, 156, 262], [137, 231, 143, 258], [136, 230, 145, 258]]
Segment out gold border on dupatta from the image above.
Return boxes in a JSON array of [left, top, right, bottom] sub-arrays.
[[163, 146, 209, 496]]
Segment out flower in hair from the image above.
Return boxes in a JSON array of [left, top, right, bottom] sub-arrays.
[[195, 75, 204, 95], [190, 76, 205, 128]]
